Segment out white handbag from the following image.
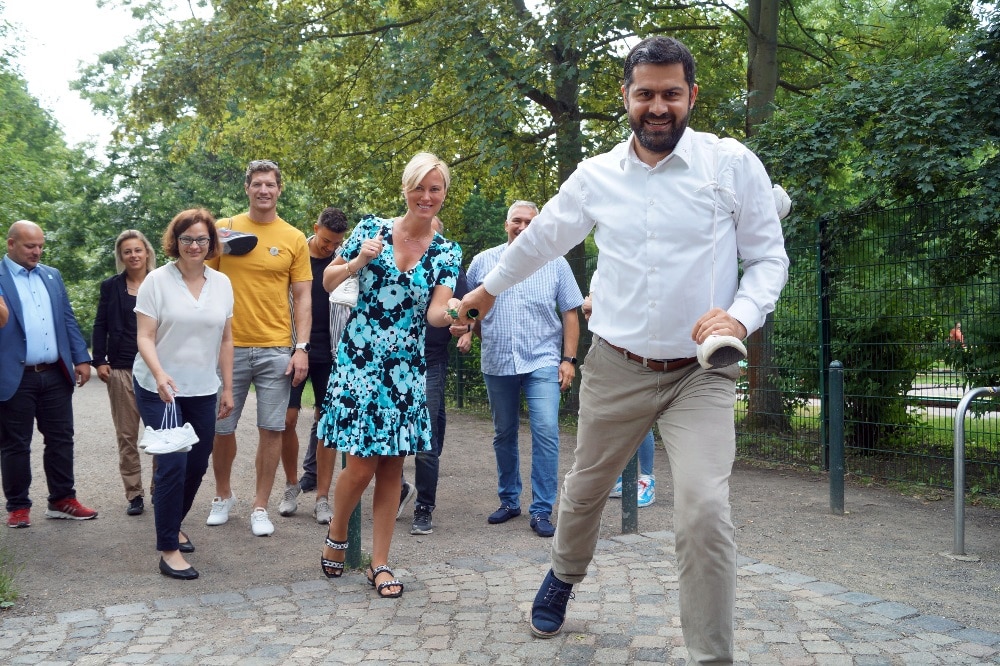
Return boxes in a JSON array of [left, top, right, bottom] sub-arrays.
[[139, 401, 198, 455], [329, 274, 359, 308]]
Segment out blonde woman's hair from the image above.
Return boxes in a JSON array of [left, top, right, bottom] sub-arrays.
[[114, 230, 157, 273], [401, 152, 450, 195]]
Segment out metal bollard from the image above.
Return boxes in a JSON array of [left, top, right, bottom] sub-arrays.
[[828, 361, 844, 515], [621, 453, 639, 534], [943, 386, 998, 561], [341, 451, 364, 569]]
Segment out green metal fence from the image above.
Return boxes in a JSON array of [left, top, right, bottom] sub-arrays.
[[446, 198, 1000, 494]]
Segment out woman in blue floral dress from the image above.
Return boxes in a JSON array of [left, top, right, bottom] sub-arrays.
[[318, 152, 462, 598]]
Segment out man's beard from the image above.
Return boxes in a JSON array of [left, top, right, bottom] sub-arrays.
[[631, 110, 689, 155]]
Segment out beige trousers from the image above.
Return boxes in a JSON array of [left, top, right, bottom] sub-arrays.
[[552, 338, 740, 665], [106, 368, 145, 500]]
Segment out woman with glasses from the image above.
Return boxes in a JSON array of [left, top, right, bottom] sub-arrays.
[[318, 152, 462, 598], [92, 230, 158, 517], [133, 209, 235, 580]]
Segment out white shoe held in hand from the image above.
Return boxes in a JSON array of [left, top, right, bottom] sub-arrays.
[[697, 334, 747, 370]]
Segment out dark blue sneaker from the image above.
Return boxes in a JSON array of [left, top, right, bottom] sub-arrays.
[[530, 513, 555, 537], [530, 569, 575, 638], [298, 476, 317, 493], [487, 505, 521, 524]]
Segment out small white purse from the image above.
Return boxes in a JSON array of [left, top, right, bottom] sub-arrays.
[[329, 274, 359, 308], [140, 401, 198, 455]]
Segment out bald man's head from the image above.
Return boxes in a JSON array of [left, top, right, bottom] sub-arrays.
[[7, 221, 45, 270]]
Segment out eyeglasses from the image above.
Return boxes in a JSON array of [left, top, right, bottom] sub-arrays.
[[178, 236, 211, 247]]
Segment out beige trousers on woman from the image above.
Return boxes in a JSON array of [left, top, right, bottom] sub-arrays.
[[551, 337, 740, 665], [107, 368, 145, 500]]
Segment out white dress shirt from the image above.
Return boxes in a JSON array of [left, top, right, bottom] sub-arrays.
[[483, 129, 789, 360]]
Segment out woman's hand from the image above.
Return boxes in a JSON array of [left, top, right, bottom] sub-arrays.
[[154, 374, 179, 403], [358, 233, 383, 267], [97, 365, 111, 384]]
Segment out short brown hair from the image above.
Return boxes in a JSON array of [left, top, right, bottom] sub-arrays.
[[245, 159, 283, 188], [161, 208, 221, 259]]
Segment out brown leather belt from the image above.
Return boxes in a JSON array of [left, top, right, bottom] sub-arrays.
[[601, 340, 697, 372], [24, 362, 58, 373]]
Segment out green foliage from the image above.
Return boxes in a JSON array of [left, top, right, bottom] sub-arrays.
[[752, 18, 1000, 241], [0, 537, 20, 609], [0, 69, 78, 231], [455, 189, 508, 260]]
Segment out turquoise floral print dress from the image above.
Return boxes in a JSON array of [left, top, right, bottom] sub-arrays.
[[317, 215, 461, 457]]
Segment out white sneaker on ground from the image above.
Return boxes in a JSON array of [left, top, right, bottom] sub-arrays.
[[250, 507, 274, 536], [206, 495, 236, 526], [314, 496, 333, 524], [278, 483, 300, 517]]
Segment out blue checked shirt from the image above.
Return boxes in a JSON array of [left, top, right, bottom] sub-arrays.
[[467, 243, 583, 376]]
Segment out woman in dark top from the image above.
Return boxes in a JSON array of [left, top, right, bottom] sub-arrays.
[[92, 230, 157, 516]]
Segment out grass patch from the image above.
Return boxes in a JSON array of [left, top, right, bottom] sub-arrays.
[[0, 539, 21, 609]]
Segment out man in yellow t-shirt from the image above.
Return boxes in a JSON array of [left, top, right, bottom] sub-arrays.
[[205, 159, 312, 537]]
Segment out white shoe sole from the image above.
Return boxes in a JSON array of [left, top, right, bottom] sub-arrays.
[[697, 335, 747, 369]]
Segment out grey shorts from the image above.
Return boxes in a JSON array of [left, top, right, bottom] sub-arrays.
[[216, 346, 292, 433]]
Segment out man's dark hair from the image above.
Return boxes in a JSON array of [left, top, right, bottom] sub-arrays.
[[317, 207, 348, 233], [623, 36, 696, 92]]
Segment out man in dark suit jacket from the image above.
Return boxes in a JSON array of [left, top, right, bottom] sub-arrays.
[[0, 221, 98, 528]]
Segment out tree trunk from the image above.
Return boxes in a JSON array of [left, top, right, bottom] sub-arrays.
[[745, 0, 789, 430], [746, 0, 780, 136]]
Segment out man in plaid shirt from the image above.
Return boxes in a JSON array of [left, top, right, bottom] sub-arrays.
[[463, 200, 583, 538]]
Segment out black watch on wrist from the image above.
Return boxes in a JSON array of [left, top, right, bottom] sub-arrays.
[[294, 342, 311, 353], [561, 356, 577, 365]]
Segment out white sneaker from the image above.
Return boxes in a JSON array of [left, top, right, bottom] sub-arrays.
[[278, 483, 300, 517], [697, 334, 747, 369], [250, 507, 274, 536], [206, 495, 236, 526], [314, 496, 333, 524], [637, 475, 656, 508]]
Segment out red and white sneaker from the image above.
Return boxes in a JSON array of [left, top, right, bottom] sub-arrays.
[[45, 498, 98, 521], [7, 508, 31, 528]]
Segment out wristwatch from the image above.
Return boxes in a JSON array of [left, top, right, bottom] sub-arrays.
[[561, 356, 577, 365], [294, 342, 311, 353]]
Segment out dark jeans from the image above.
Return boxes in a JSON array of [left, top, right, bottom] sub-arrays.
[[134, 381, 216, 552], [414, 361, 447, 512], [296, 361, 333, 490], [0, 367, 77, 511]]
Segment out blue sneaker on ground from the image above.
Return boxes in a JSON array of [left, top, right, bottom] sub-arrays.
[[530, 513, 555, 537], [609, 476, 622, 498], [530, 569, 575, 638], [637, 474, 656, 508], [487, 505, 521, 524]]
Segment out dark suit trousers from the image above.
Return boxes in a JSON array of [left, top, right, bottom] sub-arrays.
[[0, 367, 77, 511]]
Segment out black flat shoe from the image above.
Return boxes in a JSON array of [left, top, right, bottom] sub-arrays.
[[159, 557, 198, 580], [178, 531, 195, 554], [126, 497, 144, 516]]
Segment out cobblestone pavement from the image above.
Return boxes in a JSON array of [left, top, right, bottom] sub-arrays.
[[3, 530, 999, 665]]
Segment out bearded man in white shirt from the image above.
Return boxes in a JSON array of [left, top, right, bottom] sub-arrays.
[[455, 36, 789, 665]]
